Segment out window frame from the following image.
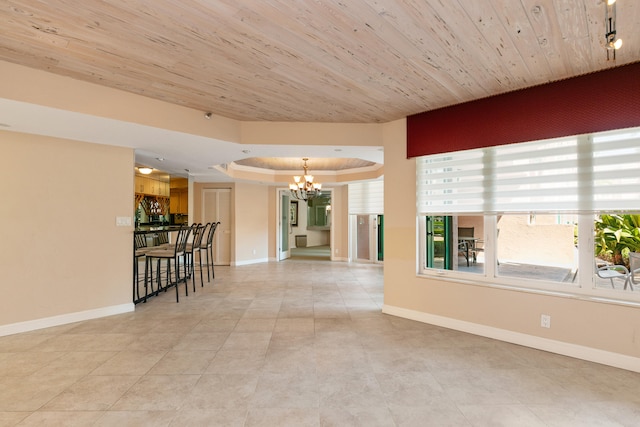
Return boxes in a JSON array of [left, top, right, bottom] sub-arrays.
[[418, 213, 640, 303], [416, 127, 640, 304]]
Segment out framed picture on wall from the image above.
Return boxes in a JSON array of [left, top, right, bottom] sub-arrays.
[[290, 200, 298, 226]]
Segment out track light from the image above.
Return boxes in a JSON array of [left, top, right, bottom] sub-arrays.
[[605, 0, 622, 60]]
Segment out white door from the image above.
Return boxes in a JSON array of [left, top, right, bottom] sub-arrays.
[[278, 189, 291, 261], [202, 189, 232, 265]]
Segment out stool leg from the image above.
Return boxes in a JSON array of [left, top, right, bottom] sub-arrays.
[[175, 257, 180, 302], [190, 252, 196, 292], [209, 246, 215, 279], [182, 255, 189, 297], [133, 256, 137, 303], [144, 257, 150, 303], [156, 258, 162, 295], [167, 258, 172, 290], [204, 248, 211, 282], [198, 250, 204, 287]]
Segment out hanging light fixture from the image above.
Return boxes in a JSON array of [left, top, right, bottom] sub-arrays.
[[605, 0, 622, 60], [289, 158, 322, 201]]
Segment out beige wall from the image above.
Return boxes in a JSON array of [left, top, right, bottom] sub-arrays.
[[234, 182, 269, 263], [382, 119, 640, 366], [333, 186, 348, 260], [241, 121, 382, 147], [0, 131, 133, 329], [0, 61, 241, 144]]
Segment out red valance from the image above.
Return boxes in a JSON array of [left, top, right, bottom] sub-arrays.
[[407, 62, 640, 158]]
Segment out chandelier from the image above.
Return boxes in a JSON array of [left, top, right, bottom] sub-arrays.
[[289, 158, 322, 201], [605, 0, 622, 60]]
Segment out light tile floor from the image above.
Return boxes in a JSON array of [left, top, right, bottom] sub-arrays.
[[1, 260, 639, 426]]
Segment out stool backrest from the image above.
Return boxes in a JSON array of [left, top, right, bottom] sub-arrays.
[[157, 231, 170, 245], [192, 223, 206, 248], [134, 233, 147, 250], [203, 221, 220, 248], [174, 225, 192, 256], [198, 223, 211, 248]]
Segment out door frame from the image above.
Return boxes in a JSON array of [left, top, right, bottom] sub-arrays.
[[276, 188, 291, 261], [349, 214, 383, 263], [276, 187, 334, 262]]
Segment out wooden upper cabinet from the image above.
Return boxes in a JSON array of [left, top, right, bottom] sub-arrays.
[[170, 188, 188, 213], [135, 176, 169, 196], [135, 176, 145, 193], [170, 189, 179, 212]]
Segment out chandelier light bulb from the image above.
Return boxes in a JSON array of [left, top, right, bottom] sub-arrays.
[[289, 158, 322, 201]]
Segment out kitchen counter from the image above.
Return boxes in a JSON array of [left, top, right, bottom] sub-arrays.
[[134, 225, 185, 234]]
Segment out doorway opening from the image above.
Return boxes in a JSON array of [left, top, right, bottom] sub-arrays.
[[278, 189, 332, 261]]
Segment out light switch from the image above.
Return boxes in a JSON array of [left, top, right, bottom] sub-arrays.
[[116, 216, 132, 226]]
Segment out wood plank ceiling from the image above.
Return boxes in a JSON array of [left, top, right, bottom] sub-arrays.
[[1, 0, 639, 124]]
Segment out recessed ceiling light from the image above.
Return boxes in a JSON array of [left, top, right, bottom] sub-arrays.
[[156, 157, 164, 161], [242, 150, 250, 154], [334, 148, 342, 152]]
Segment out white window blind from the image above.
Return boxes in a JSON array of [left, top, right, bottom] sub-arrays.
[[348, 180, 384, 214], [417, 127, 640, 214], [592, 129, 640, 211]]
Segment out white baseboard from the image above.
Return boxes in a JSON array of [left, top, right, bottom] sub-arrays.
[[232, 257, 269, 266], [0, 303, 135, 337], [382, 304, 640, 373]]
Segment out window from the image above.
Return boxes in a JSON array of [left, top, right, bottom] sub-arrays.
[[417, 127, 640, 301], [495, 214, 577, 284]]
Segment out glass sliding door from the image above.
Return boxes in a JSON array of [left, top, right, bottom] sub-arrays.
[[425, 215, 453, 270]]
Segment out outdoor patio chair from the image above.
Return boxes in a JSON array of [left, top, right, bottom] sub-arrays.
[[627, 252, 640, 291], [595, 258, 629, 289], [458, 227, 479, 266]]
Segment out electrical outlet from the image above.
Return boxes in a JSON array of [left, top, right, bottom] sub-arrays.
[[541, 314, 551, 328]]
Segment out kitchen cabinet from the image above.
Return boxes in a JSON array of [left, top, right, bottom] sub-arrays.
[[170, 188, 188, 213], [135, 176, 146, 194], [135, 176, 169, 196]]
